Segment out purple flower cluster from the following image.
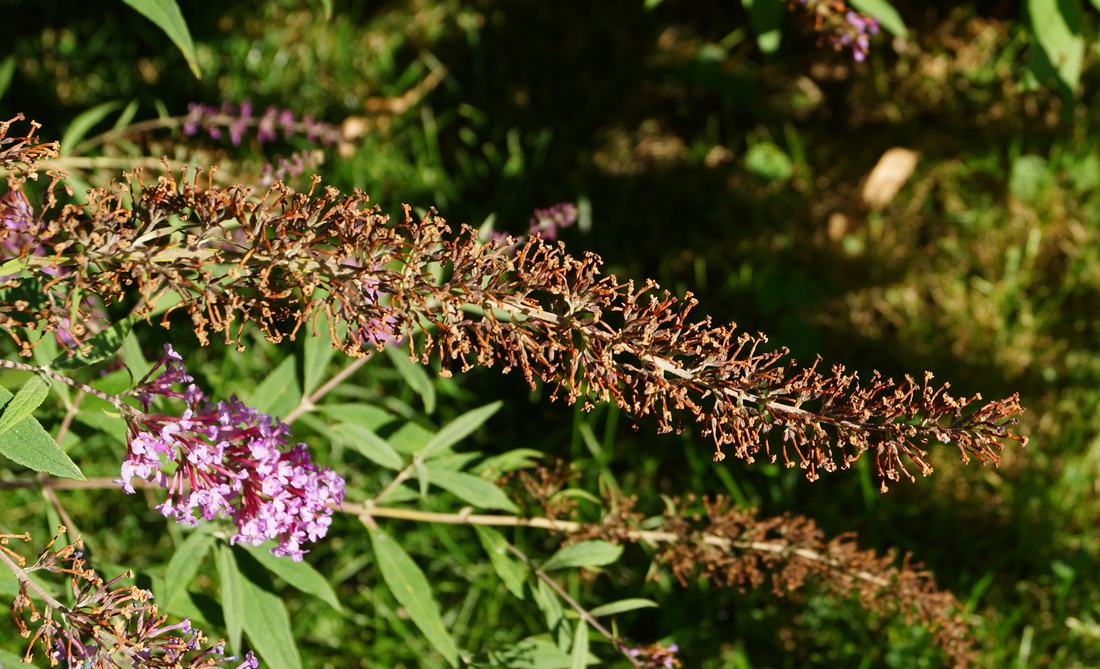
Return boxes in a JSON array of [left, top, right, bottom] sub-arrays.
[[119, 345, 345, 561], [528, 202, 579, 241], [0, 189, 42, 258], [258, 150, 324, 188], [832, 11, 880, 62], [793, 0, 881, 62], [489, 202, 579, 249], [182, 101, 342, 147]]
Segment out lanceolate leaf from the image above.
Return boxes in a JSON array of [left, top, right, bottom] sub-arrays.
[[533, 579, 573, 653], [0, 386, 84, 480], [0, 372, 51, 436], [241, 542, 342, 611], [569, 620, 589, 669], [588, 598, 658, 617], [426, 466, 519, 512], [164, 527, 215, 608], [120, 0, 202, 78], [475, 526, 527, 599], [481, 637, 594, 668], [541, 541, 623, 572], [369, 526, 461, 667], [333, 423, 405, 470], [419, 401, 502, 459], [303, 310, 337, 396], [849, 0, 908, 37], [50, 315, 139, 370], [235, 548, 303, 669], [59, 101, 123, 156], [1027, 0, 1084, 91], [385, 345, 436, 414], [215, 543, 244, 652]]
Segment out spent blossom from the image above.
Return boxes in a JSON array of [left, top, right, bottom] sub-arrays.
[[2, 529, 259, 669], [119, 344, 345, 561], [790, 0, 881, 62]]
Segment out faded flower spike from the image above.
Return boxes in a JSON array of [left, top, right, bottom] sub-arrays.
[[119, 345, 345, 561], [0, 529, 259, 668]]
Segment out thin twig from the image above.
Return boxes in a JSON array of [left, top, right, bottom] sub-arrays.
[[0, 540, 69, 613], [284, 351, 373, 425]]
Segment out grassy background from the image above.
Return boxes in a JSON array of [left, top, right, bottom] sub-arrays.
[[3, 1, 1100, 666]]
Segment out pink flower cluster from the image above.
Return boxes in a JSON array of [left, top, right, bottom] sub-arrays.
[[182, 101, 342, 147], [119, 345, 345, 561]]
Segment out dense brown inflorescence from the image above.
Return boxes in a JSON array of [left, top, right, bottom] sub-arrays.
[[0, 117, 1026, 488], [566, 493, 977, 668]]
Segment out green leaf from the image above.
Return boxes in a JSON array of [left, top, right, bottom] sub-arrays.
[[588, 598, 658, 617], [385, 346, 437, 414], [241, 542, 342, 612], [248, 355, 301, 418], [0, 646, 25, 667], [236, 548, 303, 669], [121, 330, 153, 387], [369, 526, 461, 667], [477, 448, 543, 477], [741, 0, 785, 54], [120, 0, 202, 78], [475, 526, 527, 599], [333, 423, 404, 470], [569, 620, 588, 669], [849, 0, 908, 37], [542, 541, 623, 572], [533, 579, 572, 653], [113, 100, 141, 131], [426, 466, 519, 512], [0, 56, 16, 103], [0, 386, 84, 479], [419, 401, 502, 459], [319, 0, 333, 20], [1027, 0, 1084, 92], [215, 543, 244, 652], [164, 527, 215, 609], [59, 101, 124, 156], [481, 637, 600, 668], [0, 372, 51, 436], [303, 310, 337, 396], [51, 315, 138, 370]]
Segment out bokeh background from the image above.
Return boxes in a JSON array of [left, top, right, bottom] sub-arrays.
[[3, 0, 1100, 666]]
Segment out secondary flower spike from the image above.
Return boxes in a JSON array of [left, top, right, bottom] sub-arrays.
[[119, 345, 345, 561]]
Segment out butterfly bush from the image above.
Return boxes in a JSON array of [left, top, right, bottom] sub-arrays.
[[118, 345, 345, 561], [792, 0, 881, 62]]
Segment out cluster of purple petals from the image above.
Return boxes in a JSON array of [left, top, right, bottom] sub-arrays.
[[832, 11, 880, 62], [489, 202, 579, 249], [51, 611, 259, 669], [119, 345, 345, 561], [528, 202, 579, 241], [182, 101, 342, 147], [258, 151, 324, 187], [0, 189, 43, 258]]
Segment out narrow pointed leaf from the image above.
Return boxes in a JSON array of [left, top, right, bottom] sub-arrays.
[[849, 0, 908, 37], [235, 548, 302, 669], [215, 543, 244, 652], [570, 620, 589, 669], [164, 527, 215, 608], [427, 466, 518, 512], [542, 541, 623, 572], [241, 542, 342, 611], [120, 0, 202, 78], [0, 386, 84, 479], [385, 346, 436, 414], [588, 598, 658, 617], [419, 401, 502, 459], [0, 372, 51, 436], [534, 579, 573, 653], [333, 423, 404, 470], [59, 101, 123, 156], [303, 310, 337, 396], [475, 526, 527, 599], [248, 355, 301, 418], [369, 526, 460, 667]]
